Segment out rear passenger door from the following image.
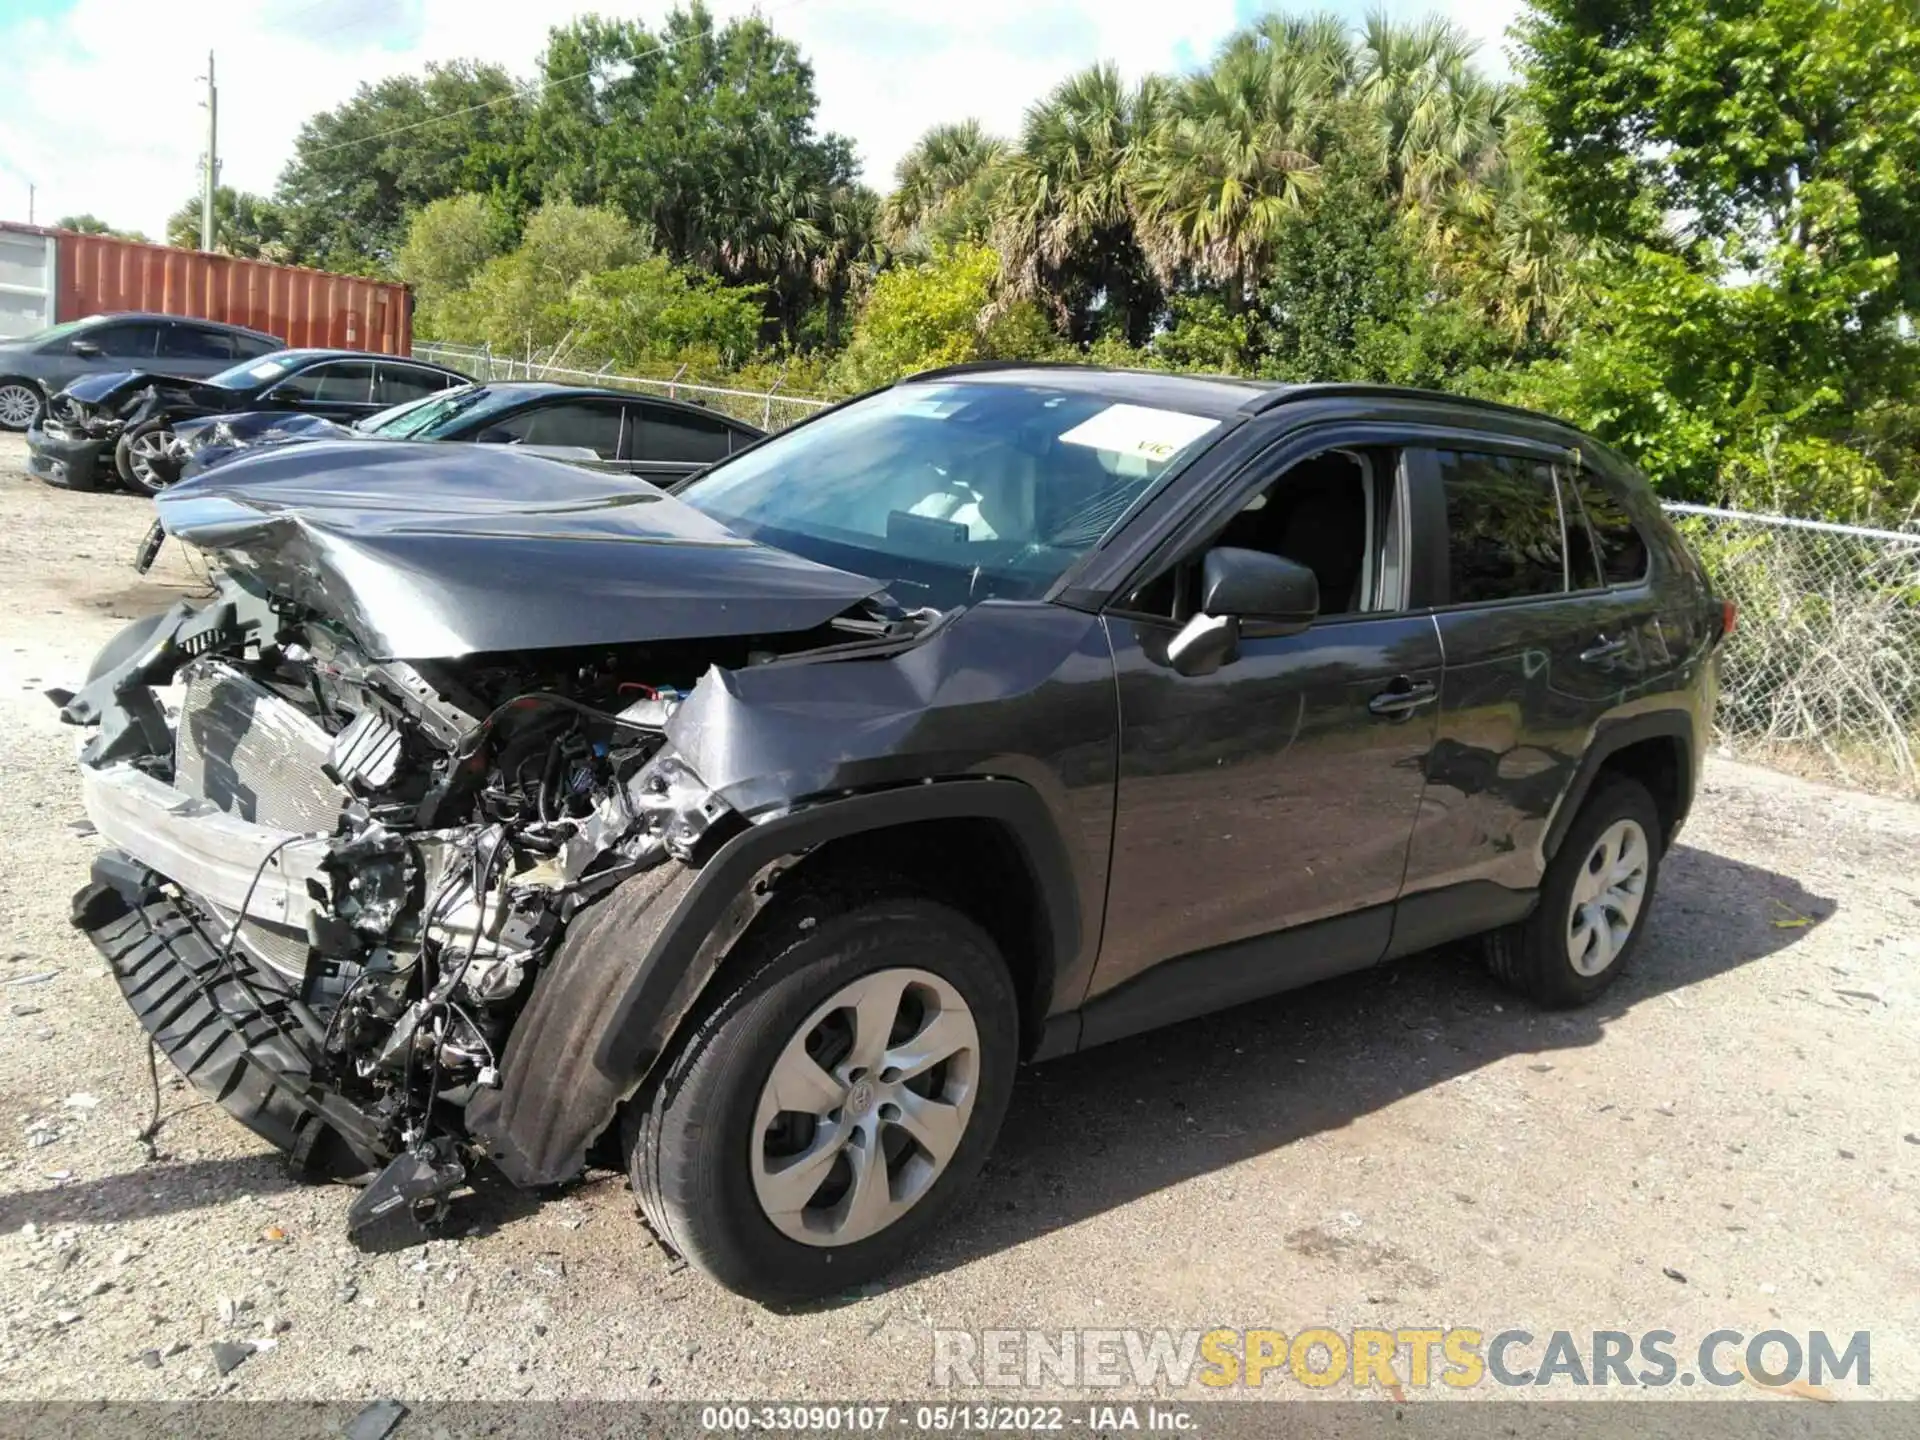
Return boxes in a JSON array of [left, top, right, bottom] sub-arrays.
[[622, 401, 737, 484], [1397, 444, 1653, 915]]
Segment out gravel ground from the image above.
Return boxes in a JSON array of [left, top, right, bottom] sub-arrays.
[[0, 432, 1915, 1404]]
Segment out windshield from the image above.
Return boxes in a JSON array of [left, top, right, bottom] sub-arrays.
[[13, 319, 90, 347], [204, 353, 303, 389], [354, 385, 485, 436], [678, 381, 1220, 609], [357, 384, 483, 433]]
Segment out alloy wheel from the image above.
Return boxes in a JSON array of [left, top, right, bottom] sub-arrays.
[[126, 428, 175, 491], [0, 383, 40, 429], [750, 966, 980, 1248], [1566, 817, 1650, 976]]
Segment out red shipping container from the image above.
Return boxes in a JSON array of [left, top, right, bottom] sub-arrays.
[[1, 222, 410, 354]]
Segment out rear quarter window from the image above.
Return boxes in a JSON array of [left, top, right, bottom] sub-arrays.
[[1567, 470, 1651, 586]]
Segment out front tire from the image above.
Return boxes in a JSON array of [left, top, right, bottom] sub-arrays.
[[1486, 777, 1663, 1007], [115, 420, 179, 494], [627, 896, 1019, 1303]]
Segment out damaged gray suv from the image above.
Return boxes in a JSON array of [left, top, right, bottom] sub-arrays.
[[59, 365, 1727, 1302]]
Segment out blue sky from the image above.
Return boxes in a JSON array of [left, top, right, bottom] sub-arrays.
[[0, 0, 1522, 243]]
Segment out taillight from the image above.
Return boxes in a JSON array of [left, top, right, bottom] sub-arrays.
[[1718, 599, 1738, 639]]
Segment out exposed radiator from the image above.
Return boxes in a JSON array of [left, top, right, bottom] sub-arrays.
[[174, 663, 351, 833], [172, 663, 352, 981]]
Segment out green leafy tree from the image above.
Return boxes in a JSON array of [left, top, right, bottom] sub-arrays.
[[523, 5, 866, 344], [163, 188, 290, 260], [1515, 0, 1920, 517], [276, 61, 532, 273], [834, 244, 1058, 392], [396, 194, 515, 303], [434, 200, 645, 359], [566, 257, 765, 370]]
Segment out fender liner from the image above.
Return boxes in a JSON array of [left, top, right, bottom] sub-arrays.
[[1541, 709, 1697, 862], [467, 778, 1083, 1188]]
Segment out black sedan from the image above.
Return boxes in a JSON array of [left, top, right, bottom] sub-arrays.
[[26, 348, 470, 494], [179, 380, 765, 487]]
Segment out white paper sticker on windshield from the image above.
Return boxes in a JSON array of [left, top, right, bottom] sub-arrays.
[[1057, 404, 1219, 462], [247, 361, 287, 381]]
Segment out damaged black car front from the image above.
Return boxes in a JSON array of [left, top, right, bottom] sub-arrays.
[[56, 373, 1229, 1301], [26, 370, 198, 493]]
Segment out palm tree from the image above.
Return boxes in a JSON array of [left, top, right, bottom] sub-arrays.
[[1357, 11, 1511, 208], [1426, 126, 1584, 350], [994, 64, 1167, 344], [1132, 18, 1350, 304], [881, 121, 1007, 253]]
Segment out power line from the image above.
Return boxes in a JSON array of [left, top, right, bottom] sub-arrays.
[[299, 0, 816, 161]]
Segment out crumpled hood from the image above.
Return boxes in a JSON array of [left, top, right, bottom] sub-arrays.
[[154, 438, 887, 660], [59, 369, 211, 404]]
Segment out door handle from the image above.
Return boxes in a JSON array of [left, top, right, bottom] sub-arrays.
[[1580, 635, 1631, 663], [1368, 678, 1438, 718]]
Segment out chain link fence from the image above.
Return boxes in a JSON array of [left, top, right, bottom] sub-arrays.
[[412, 341, 835, 432], [1667, 504, 1920, 796], [408, 344, 1920, 796]]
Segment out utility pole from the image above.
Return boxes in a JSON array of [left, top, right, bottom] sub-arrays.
[[200, 50, 218, 251], [25, 183, 32, 226]]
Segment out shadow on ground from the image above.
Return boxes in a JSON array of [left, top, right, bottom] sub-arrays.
[[882, 840, 1833, 1294]]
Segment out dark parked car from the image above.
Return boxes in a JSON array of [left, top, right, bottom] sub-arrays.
[[176, 380, 765, 484], [56, 365, 1727, 1302], [0, 312, 283, 432], [26, 347, 469, 494]]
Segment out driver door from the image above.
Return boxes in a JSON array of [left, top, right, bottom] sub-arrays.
[[1085, 444, 1442, 1042]]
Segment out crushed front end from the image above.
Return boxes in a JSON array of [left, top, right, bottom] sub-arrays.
[[59, 575, 745, 1222]]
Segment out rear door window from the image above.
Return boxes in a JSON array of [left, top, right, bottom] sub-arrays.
[[231, 333, 283, 359], [1436, 450, 1567, 604], [626, 403, 735, 463], [158, 325, 234, 361], [373, 364, 458, 406], [278, 361, 375, 403], [483, 400, 625, 459]]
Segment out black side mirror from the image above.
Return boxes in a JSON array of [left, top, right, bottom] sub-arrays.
[[1167, 547, 1320, 677], [70, 340, 101, 358]]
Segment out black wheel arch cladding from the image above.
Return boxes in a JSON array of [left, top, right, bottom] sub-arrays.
[[464, 776, 1082, 1189]]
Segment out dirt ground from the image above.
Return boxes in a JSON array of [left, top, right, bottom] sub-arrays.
[[0, 432, 1915, 1405]]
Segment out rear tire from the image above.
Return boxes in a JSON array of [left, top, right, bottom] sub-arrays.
[[0, 380, 41, 431], [1486, 777, 1663, 1007], [626, 895, 1018, 1303]]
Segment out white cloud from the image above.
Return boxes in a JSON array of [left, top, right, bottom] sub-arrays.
[[0, 0, 1518, 244]]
